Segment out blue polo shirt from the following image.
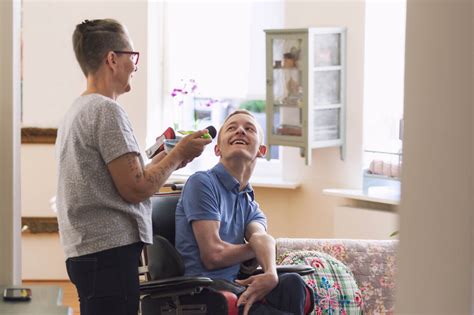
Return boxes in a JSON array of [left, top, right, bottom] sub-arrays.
[[175, 163, 267, 281]]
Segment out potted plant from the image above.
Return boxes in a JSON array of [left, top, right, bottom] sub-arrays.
[[239, 99, 266, 136], [239, 100, 266, 113]]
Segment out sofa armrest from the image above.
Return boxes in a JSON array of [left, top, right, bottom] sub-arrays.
[[276, 238, 397, 259]]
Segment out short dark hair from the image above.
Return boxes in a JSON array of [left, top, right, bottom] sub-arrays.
[[72, 19, 130, 76], [217, 109, 264, 144]]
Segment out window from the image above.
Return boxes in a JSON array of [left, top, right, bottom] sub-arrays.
[[162, 1, 284, 176], [363, 0, 406, 193]]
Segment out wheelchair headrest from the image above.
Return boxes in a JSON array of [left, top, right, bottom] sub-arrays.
[[150, 193, 181, 246]]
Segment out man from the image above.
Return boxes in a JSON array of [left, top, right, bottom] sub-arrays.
[[175, 110, 311, 315]]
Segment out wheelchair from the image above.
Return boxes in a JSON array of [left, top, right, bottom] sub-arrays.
[[139, 190, 314, 315]]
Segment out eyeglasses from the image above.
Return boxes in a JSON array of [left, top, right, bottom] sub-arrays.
[[113, 51, 140, 65]]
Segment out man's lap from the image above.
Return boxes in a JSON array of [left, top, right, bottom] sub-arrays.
[[234, 273, 308, 315], [262, 273, 308, 314]]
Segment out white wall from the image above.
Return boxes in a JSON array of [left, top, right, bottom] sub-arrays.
[[395, 0, 473, 313], [254, 0, 366, 238]]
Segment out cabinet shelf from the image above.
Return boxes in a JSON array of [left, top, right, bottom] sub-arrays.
[[312, 139, 343, 148], [313, 66, 342, 71], [266, 137, 343, 149], [273, 103, 303, 109], [313, 104, 341, 110], [273, 67, 301, 71], [265, 27, 346, 165]]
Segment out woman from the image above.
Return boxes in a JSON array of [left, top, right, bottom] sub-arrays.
[[55, 19, 211, 315]]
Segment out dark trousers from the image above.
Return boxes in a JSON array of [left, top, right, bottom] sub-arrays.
[[66, 242, 143, 315], [240, 273, 311, 315]]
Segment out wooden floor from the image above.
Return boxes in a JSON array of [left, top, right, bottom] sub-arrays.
[[23, 280, 80, 315]]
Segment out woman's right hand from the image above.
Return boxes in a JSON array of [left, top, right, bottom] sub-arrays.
[[173, 129, 212, 162]]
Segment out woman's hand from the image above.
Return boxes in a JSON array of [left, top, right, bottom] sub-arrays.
[[173, 129, 212, 161]]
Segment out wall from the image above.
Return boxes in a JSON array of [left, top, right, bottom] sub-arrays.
[[22, 233, 67, 280], [254, 0, 366, 238], [334, 206, 398, 240], [395, 0, 473, 313]]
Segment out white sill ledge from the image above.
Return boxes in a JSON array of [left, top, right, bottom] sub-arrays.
[[323, 188, 400, 205], [168, 174, 300, 189]]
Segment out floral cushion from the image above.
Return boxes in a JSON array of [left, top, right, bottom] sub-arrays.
[[276, 239, 397, 314], [278, 250, 363, 315]]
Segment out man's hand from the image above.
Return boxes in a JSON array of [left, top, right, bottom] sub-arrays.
[[235, 272, 278, 315], [173, 129, 212, 161]]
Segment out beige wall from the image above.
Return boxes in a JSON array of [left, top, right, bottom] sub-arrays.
[[22, 0, 149, 144], [395, 0, 473, 313], [21, 145, 56, 216], [254, 0, 366, 238], [22, 233, 67, 280]]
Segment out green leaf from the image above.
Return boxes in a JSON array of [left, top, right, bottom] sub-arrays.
[[239, 100, 266, 113]]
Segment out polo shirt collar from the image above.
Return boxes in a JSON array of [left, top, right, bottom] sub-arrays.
[[212, 163, 254, 198]]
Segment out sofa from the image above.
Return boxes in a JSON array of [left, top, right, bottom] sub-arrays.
[[276, 238, 398, 315]]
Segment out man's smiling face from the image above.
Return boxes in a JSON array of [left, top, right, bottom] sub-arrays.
[[215, 112, 266, 162]]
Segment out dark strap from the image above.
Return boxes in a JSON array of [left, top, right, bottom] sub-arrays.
[[210, 279, 246, 296]]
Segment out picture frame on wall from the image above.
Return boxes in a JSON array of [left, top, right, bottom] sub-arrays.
[[21, 127, 57, 144]]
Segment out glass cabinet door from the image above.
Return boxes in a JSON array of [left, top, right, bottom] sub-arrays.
[[312, 32, 343, 142], [271, 37, 304, 138], [313, 33, 340, 67]]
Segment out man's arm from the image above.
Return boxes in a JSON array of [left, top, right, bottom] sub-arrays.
[[244, 222, 277, 276], [192, 220, 256, 270], [107, 130, 211, 203], [236, 221, 279, 315]]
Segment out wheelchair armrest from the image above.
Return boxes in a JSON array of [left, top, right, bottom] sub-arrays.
[[252, 265, 315, 277], [277, 264, 315, 276], [140, 276, 213, 296]]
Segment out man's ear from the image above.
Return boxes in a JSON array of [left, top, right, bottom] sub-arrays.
[[257, 144, 267, 158], [214, 144, 221, 157]]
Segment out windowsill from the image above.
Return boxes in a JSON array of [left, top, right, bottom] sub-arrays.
[[323, 188, 400, 205], [167, 173, 300, 189]]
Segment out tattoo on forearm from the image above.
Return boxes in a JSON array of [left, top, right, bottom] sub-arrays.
[[126, 154, 143, 183], [135, 172, 143, 182], [145, 164, 174, 188], [145, 173, 156, 185]]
